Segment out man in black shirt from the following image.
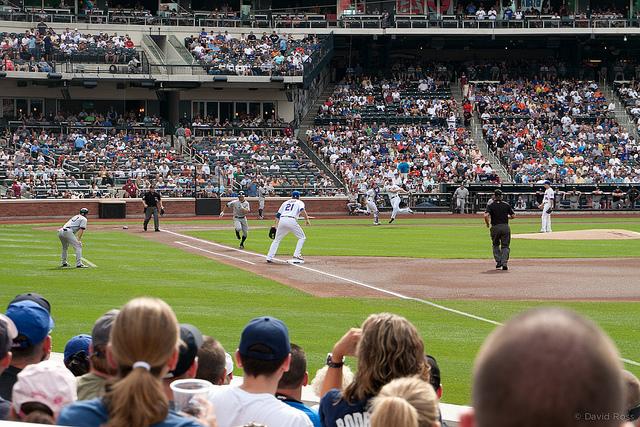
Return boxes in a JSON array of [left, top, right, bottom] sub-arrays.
[[484, 189, 515, 271], [142, 184, 163, 232]]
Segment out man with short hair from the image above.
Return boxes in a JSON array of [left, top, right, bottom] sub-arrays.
[[460, 307, 630, 427], [207, 316, 313, 427], [163, 324, 204, 403], [0, 300, 54, 400], [196, 336, 228, 385], [276, 344, 320, 427], [0, 314, 17, 420], [76, 309, 119, 400], [484, 189, 515, 270], [453, 183, 469, 214], [220, 191, 250, 249]]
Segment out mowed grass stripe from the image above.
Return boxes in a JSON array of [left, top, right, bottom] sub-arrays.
[[0, 224, 638, 405]]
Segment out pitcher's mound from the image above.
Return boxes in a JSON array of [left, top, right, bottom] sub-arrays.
[[513, 229, 640, 240]]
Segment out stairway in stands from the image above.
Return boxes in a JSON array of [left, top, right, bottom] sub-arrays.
[[452, 80, 512, 183], [601, 81, 639, 141], [295, 82, 347, 191]]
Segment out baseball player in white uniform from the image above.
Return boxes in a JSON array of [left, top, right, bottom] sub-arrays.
[[266, 191, 311, 263], [365, 184, 380, 225], [539, 181, 555, 233], [386, 181, 414, 223], [220, 192, 250, 249], [58, 207, 89, 268], [453, 184, 469, 214]]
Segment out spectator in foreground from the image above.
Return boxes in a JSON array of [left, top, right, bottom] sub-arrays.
[[10, 359, 76, 424], [624, 370, 640, 426], [207, 316, 313, 427], [369, 377, 440, 427], [0, 299, 54, 400], [319, 313, 430, 427], [309, 364, 354, 401], [162, 324, 204, 403], [459, 308, 629, 427], [276, 343, 320, 427], [196, 336, 228, 386], [76, 309, 119, 400], [58, 297, 215, 427], [0, 314, 17, 420], [63, 334, 92, 377]]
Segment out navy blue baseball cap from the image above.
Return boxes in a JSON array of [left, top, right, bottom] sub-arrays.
[[9, 292, 51, 314], [64, 334, 92, 362], [167, 324, 204, 378], [292, 191, 300, 199], [239, 316, 290, 361], [6, 300, 54, 348]]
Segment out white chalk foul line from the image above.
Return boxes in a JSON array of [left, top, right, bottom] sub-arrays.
[[81, 257, 97, 268], [162, 230, 640, 367], [175, 241, 255, 265]]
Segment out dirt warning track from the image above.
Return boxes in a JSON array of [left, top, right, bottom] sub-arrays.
[[125, 225, 640, 302]]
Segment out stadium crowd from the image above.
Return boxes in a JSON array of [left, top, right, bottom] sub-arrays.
[[0, 27, 138, 70], [185, 31, 321, 76], [0, 292, 638, 427], [473, 80, 640, 184]]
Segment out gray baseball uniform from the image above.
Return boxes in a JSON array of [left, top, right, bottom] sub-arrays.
[[227, 200, 250, 237], [453, 186, 469, 213], [58, 214, 87, 267], [258, 186, 267, 210]]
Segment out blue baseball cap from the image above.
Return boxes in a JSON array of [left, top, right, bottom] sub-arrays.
[[64, 334, 92, 362], [6, 300, 55, 348], [239, 316, 290, 361], [292, 191, 300, 199]]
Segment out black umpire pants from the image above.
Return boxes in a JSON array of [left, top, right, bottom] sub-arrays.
[[490, 223, 511, 267]]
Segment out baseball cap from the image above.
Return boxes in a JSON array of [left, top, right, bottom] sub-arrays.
[[167, 324, 204, 378], [91, 309, 119, 349], [292, 191, 300, 199], [6, 300, 54, 348], [238, 191, 245, 196], [494, 189, 503, 196], [0, 314, 18, 358], [544, 180, 551, 185], [9, 292, 51, 313], [64, 334, 92, 362], [225, 352, 234, 376], [12, 359, 77, 418], [239, 316, 290, 361]]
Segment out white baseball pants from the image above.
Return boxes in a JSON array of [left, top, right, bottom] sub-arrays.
[[366, 200, 379, 223], [390, 196, 411, 219], [58, 228, 82, 266], [267, 217, 306, 260], [540, 205, 552, 233]]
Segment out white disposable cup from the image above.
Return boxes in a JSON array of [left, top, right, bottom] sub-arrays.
[[170, 378, 214, 414]]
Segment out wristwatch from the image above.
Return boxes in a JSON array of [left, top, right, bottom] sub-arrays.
[[326, 353, 344, 368]]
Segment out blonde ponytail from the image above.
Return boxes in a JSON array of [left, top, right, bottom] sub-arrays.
[[104, 297, 179, 427], [370, 396, 419, 427]]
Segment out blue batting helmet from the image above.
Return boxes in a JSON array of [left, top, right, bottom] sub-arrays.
[[292, 191, 300, 199]]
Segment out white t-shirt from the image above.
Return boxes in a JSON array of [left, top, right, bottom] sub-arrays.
[[208, 386, 312, 427], [63, 214, 87, 233], [543, 188, 555, 205], [278, 199, 306, 220]]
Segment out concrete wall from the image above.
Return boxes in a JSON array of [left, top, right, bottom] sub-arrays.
[[0, 197, 350, 219]]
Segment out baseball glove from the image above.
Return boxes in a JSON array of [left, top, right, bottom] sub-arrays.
[[546, 207, 553, 214], [160, 208, 165, 216], [268, 226, 277, 239]]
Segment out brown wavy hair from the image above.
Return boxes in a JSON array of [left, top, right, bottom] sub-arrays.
[[370, 377, 440, 427], [343, 313, 429, 403], [104, 297, 179, 427]]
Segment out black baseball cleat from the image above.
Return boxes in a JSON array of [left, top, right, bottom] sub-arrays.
[[155, 229, 160, 232], [239, 244, 244, 249], [77, 264, 89, 268], [235, 231, 240, 240], [61, 263, 69, 268], [266, 259, 273, 263], [143, 226, 147, 231], [502, 265, 508, 271], [496, 263, 502, 269], [388, 218, 395, 224]]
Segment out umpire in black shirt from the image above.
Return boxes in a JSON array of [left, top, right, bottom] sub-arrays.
[[484, 189, 515, 270], [142, 183, 164, 232]]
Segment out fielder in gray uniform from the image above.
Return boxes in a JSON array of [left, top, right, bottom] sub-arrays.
[[58, 207, 89, 268], [453, 183, 469, 214], [257, 184, 267, 219], [220, 191, 251, 248]]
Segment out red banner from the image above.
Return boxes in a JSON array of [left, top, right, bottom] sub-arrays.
[[396, 0, 426, 14], [427, 0, 451, 13]]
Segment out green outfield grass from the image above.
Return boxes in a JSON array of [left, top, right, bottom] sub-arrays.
[[0, 219, 638, 405], [187, 216, 640, 259]]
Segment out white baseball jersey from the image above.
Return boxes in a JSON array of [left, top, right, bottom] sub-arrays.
[[365, 188, 376, 202], [277, 199, 305, 220], [543, 188, 555, 205], [386, 184, 402, 198], [62, 215, 87, 233]]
